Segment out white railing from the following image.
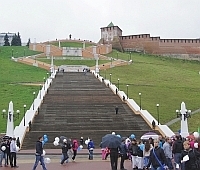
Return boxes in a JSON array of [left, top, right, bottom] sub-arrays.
[[14, 71, 57, 145]]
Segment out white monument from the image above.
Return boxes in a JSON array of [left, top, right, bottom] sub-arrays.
[[6, 101, 14, 137], [50, 55, 54, 77], [94, 53, 99, 74], [176, 102, 191, 138]]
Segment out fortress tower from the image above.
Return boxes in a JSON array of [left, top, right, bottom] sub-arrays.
[[100, 22, 123, 51]]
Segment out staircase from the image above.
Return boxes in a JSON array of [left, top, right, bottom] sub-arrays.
[[22, 72, 153, 149]]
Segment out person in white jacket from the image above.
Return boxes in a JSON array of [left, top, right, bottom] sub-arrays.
[[10, 137, 18, 168]]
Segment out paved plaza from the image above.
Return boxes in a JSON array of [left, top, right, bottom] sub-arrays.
[[0, 156, 132, 170], [0, 149, 133, 169]]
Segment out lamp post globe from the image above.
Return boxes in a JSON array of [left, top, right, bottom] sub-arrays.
[[2, 109, 6, 118], [16, 110, 20, 119], [23, 105, 26, 126], [33, 92, 36, 110], [126, 85, 129, 99], [139, 93, 142, 110], [156, 104, 160, 125]]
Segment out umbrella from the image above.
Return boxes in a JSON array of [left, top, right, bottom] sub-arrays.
[[141, 132, 159, 140], [59, 136, 68, 146], [101, 134, 121, 148]]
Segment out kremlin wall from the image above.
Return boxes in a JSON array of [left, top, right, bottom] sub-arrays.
[[100, 22, 200, 59]]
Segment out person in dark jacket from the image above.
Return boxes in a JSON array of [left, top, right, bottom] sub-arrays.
[[180, 140, 200, 170], [146, 139, 167, 170], [109, 147, 119, 170], [61, 139, 71, 164], [6, 137, 12, 166], [32, 136, 47, 170], [128, 138, 138, 170], [119, 139, 128, 170], [0, 140, 8, 167], [80, 137, 84, 146], [172, 135, 184, 170]]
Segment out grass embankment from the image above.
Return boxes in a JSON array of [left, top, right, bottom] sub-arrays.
[[37, 58, 109, 67], [51, 41, 93, 48], [0, 46, 47, 132], [103, 50, 200, 132]]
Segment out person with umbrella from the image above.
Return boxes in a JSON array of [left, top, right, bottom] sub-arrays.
[[101, 134, 121, 170]]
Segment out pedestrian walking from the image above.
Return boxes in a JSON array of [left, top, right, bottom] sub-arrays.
[[61, 139, 71, 165], [87, 139, 95, 160], [115, 106, 119, 114], [72, 139, 79, 161], [32, 136, 47, 170]]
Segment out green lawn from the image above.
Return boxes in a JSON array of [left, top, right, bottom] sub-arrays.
[[1, 46, 200, 134], [51, 41, 94, 48], [0, 46, 47, 132], [103, 50, 200, 132], [37, 58, 109, 67]]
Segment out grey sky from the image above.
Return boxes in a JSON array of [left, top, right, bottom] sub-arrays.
[[1, 0, 200, 43]]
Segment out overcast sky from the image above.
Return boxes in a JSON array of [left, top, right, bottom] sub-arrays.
[[1, 0, 200, 43]]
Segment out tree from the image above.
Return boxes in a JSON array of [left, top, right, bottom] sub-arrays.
[[4, 34, 10, 46], [17, 32, 21, 46], [26, 38, 31, 47], [11, 34, 18, 46], [11, 32, 22, 46]]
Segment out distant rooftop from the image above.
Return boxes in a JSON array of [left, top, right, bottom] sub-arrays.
[[107, 22, 114, 27]]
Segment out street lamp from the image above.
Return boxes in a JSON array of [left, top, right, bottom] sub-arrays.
[[15, 110, 20, 119], [118, 78, 120, 90], [2, 109, 6, 118], [33, 92, 36, 110], [139, 93, 142, 110], [46, 73, 49, 83], [43, 77, 46, 90], [11, 49, 14, 57], [176, 109, 191, 121], [39, 84, 42, 99], [109, 73, 112, 84], [23, 105, 26, 126], [126, 85, 129, 99], [156, 104, 160, 125]]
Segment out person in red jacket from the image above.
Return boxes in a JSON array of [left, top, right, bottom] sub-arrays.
[[72, 140, 79, 161]]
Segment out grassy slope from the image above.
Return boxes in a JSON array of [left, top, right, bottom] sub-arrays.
[[104, 51, 200, 132], [51, 41, 93, 48], [0, 46, 47, 132], [37, 58, 109, 67]]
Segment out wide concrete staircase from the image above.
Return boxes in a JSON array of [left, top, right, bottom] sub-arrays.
[[22, 72, 153, 149]]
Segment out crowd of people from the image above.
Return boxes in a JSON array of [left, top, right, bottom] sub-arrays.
[[0, 136, 20, 168], [100, 134, 200, 170], [2, 133, 200, 170]]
